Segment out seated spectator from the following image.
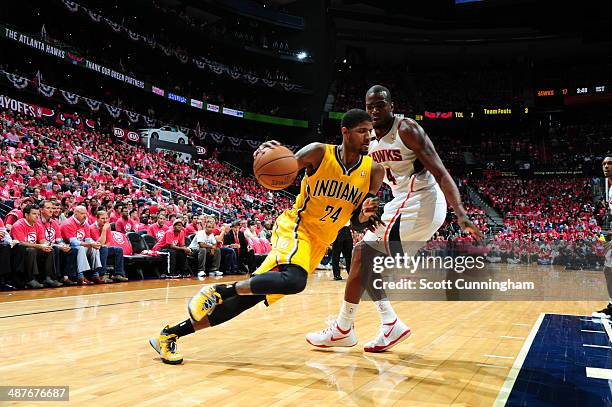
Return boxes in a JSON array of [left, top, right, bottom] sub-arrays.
[[216, 223, 240, 275], [188, 221, 222, 277], [115, 206, 135, 233], [184, 214, 202, 235], [90, 211, 129, 282], [4, 196, 33, 231], [60, 205, 108, 284], [129, 208, 146, 232], [10, 204, 62, 288], [152, 218, 192, 277], [223, 220, 255, 273], [38, 200, 76, 286], [147, 213, 168, 242]]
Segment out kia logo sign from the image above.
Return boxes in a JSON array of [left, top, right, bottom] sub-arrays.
[[113, 127, 125, 138], [127, 131, 139, 142], [197, 146, 206, 155]]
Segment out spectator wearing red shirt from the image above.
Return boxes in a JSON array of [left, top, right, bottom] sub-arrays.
[[129, 209, 146, 232], [3, 196, 33, 231], [147, 214, 168, 242], [115, 207, 135, 233], [60, 205, 106, 284], [90, 211, 128, 282], [0, 177, 12, 201], [10, 204, 61, 288], [152, 219, 192, 277], [184, 215, 202, 236], [109, 203, 124, 223], [38, 200, 76, 286]]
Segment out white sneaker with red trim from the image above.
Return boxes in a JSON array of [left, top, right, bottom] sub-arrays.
[[305, 318, 358, 348], [363, 318, 411, 353]]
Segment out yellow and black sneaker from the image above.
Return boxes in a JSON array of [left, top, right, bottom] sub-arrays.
[[149, 326, 184, 365], [188, 285, 222, 322]]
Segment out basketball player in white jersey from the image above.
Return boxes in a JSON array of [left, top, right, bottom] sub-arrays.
[[307, 85, 482, 352], [593, 155, 612, 318]]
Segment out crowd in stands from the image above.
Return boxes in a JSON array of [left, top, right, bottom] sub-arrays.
[[474, 178, 604, 241], [0, 110, 292, 217], [1, 103, 610, 290], [0, 109, 294, 289]]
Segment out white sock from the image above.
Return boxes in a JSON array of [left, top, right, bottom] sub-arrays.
[[375, 300, 398, 324], [337, 300, 359, 331]]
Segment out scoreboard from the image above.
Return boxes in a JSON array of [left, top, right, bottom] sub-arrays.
[[536, 85, 607, 97]]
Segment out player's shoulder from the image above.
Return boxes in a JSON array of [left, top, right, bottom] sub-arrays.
[[297, 142, 328, 160], [397, 117, 422, 134], [305, 142, 328, 151]]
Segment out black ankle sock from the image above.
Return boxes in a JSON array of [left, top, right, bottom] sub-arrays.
[[165, 319, 195, 338], [215, 283, 238, 300]]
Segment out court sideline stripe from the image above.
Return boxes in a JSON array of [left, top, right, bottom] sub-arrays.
[[493, 312, 545, 407], [0, 297, 193, 319], [0, 282, 228, 304]]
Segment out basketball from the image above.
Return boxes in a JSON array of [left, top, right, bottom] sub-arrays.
[[253, 145, 299, 190]]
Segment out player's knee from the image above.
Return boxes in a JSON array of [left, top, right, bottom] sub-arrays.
[[280, 265, 308, 294]]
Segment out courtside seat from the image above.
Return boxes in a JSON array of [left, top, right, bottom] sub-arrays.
[[142, 234, 158, 250], [124, 232, 166, 280]]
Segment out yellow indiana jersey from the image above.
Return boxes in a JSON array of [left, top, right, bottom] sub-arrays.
[[254, 144, 372, 283], [289, 144, 372, 246]]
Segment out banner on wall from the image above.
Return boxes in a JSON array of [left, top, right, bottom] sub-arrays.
[[1, 70, 300, 152], [1, 26, 310, 128], [55, 112, 95, 130], [0, 94, 42, 117], [21, 4, 306, 94]]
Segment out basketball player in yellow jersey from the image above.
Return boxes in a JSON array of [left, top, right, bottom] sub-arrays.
[[149, 109, 385, 364]]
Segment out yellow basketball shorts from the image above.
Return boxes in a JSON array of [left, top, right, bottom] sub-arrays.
[[253, 215, 329, 305]]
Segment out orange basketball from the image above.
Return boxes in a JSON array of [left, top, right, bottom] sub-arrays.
[[253, 145, 298, 190]]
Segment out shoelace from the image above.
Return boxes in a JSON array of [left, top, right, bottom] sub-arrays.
[[320, 315, 338, 334], [373, 325, 387, 341]]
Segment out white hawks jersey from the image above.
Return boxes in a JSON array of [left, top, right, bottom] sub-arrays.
[[608, 183, 612, 213], [368, 116, 437, 194]]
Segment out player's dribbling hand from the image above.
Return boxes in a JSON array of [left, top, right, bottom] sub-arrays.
[[458, 215, 484, 242], [361, 197, 385, 232], [254, 140, 281, 159]]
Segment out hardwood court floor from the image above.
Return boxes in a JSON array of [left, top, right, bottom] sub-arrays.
[[0, 268, 603, 407]]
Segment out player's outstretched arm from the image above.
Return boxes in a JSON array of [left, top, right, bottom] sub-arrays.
[[397, 119, 483, 241], [254, 141, 326, 175]]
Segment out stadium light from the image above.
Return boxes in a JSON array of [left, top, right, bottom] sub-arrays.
[[297, 52, 308, 60]]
